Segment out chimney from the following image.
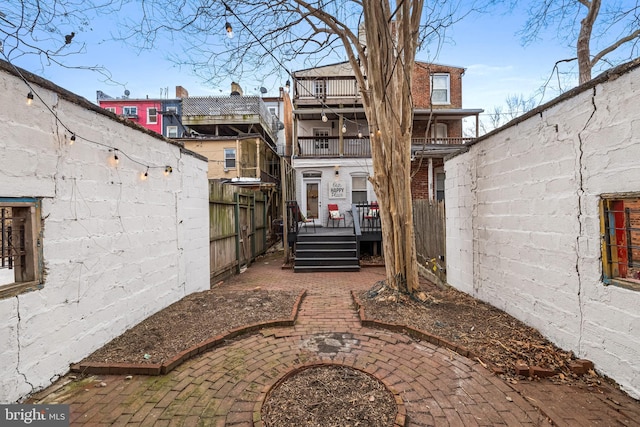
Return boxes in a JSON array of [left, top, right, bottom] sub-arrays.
[[231, 82, 243, 96], [175, 86, 189, 98]]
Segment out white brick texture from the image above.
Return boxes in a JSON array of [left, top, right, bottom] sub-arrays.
[[446, 60, 640, 399]]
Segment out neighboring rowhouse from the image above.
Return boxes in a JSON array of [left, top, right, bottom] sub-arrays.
[[97, 86, 188, 138], [1, 60, 210, 403], [290, 60, 482, 222]]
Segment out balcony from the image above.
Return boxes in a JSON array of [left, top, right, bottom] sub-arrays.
[[411, 137, 475, 145], [295, 78, 361, 105], [296, 136, 371, 158], [181, 96, 278, 144]]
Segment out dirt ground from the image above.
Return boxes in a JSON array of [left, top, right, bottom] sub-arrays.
[[81, 262, 625, 425]]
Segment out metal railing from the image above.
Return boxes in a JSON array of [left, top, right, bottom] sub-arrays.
[[295, 78, 361, 100], [297, 136, 371, 157], [411, 137, 475, 145]]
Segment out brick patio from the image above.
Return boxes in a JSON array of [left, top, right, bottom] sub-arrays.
[[30, 252, 640, 426]]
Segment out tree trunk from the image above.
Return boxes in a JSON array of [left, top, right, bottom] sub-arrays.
[[577, 0, 600, 84], [359, 1, 422, 293]]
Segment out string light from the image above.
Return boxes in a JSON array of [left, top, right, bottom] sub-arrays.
[[342, 124, 347, 133], [164, 166, 173, 175], [2, 50, 176, 180], [225, 22, 234, 38], [141, 167, 149, 180], [321, 112, 328, 122]]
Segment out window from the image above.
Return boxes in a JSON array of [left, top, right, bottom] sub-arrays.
[[166, 126, 178, 138], [314, 129, 330, 150], [104, 107, 116, 114], [431, 123, 448, 144], [224, 148, 236, 169], [314, 80, 326, 98], [436, 172, 445, 201], [431, 74, 450, 105], [0, 198, 43, 299], [601, 196, 640, 289], [147, 107, 158, 124], [352, 175, 368, 204], [166, 106, 178, 114], [268, 107, 278, 118], [122, 106, 138, 117]]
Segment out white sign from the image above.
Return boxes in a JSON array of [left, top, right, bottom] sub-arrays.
[[329, 180, 346, 199]]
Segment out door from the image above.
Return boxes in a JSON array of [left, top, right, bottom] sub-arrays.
[[304, 181, 320, 219], [314, 129, 330, 155]]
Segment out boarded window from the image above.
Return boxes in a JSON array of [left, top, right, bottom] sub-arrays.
[[601, 196, 640, 290], [0, 198, 43, 299]]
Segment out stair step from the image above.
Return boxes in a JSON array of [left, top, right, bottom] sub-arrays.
[[294, 265, 361, 273], [294, 257, 359, 266]]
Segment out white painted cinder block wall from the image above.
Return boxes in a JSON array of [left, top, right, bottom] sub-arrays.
[[445, 59, 640, 399], [0, 63, 210, 403]]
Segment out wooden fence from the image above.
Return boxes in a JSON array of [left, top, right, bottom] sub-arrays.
[[413, 200, 446, 283], [209, 181, 268, 283]]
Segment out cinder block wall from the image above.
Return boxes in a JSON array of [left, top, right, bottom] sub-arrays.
[[445, 59, 640, 399], [0, 61, 210, 403]]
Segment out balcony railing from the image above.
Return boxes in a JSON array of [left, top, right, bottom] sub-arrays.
[[297, 136, 371, 157], [411, 137, 475, 145], [296, 78, 361, 100]]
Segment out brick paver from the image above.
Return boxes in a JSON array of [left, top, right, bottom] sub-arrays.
[[31, 253, 640, 426]]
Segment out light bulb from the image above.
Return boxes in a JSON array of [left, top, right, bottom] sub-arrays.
[[358, 131, 363, 138], [321, 113, 328, 123], [225, 22, 233, 39], [164, 166, 173, 176], [141, 169, 149, 181], [69, 134, 76, 145], [114, 150, 119, 164], [342, 125, 347, 134], [26, 92, 34, 105]]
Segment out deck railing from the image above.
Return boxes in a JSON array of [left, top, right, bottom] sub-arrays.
[[297, 136, 371, 157]]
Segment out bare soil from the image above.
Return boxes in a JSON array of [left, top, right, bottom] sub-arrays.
[[80, 266, 623, 426], [83, 289, 300, 365], [262, 365, 397, 427]]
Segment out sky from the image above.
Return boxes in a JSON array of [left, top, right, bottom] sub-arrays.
[[2, 3, 588, 130]]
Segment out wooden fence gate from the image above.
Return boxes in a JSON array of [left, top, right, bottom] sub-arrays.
[[209, 181, 268, 283], [413, 200, 446, 283]]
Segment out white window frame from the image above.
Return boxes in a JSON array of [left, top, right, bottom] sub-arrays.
[[314, 80, 326, 98], [431, 74, 450, 105], [224, 148, 237, 169], [122, 106, 138, 117], [351, 173, 369, 205], [147, 107, 158, 124], [166, 126, 178, 138], [104, 107, 116, 114]]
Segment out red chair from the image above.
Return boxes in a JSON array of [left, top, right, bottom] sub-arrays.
[[326, 204, 345, 227], [364, 201, 380, 227]]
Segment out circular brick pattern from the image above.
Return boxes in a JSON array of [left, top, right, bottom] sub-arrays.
[[260, 363, 404, 426]]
